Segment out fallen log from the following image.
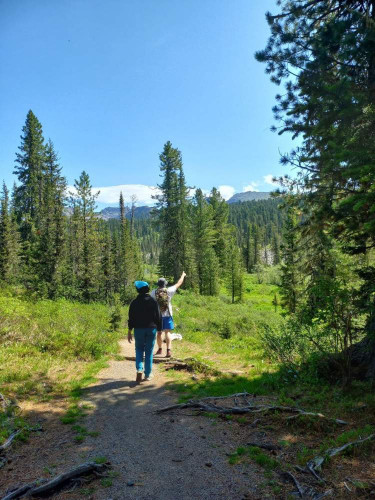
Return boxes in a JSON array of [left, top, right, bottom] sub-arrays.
[[1, 462, 109, 500]]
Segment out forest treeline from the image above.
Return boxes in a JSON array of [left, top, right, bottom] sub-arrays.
[[113, 198, 283, 273], [0, 111, 143, 302], [0, 112, 282, 304]]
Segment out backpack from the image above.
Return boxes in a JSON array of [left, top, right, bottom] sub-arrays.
[[155, 287, 169, 314]]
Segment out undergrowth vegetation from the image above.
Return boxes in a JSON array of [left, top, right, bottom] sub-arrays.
[[0, 286, 123, 400]]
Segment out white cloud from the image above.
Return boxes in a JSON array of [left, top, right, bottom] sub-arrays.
[[217, 185, 236, 200], [68, 184, 161, 205], [264, 174, 277, 186], [243, 182, 259, 192]]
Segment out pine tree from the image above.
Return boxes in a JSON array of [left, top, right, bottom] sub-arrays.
[[225, 230, 244, 303], [14, 110, 46, 225], [0, 183, 20, 283], [192, 189, 219, 295], [272, 233, 280, 265], [208, 187, 229, 269], [69, 171, 101, 302], [256, 0, 375, 336], [101, 223, 115, 301], [280, 203, 300, 314], [13, 110, 47, 283], [155, 141, 196, 287], [38, 139, 67, 297]]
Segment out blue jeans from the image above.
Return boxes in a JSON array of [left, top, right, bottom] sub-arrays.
[[134, 328, 157, 377]]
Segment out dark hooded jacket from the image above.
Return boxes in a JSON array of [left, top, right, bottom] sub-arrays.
[[128, 293, 162, 331]]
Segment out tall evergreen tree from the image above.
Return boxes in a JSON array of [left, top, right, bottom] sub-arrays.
[[280, 202, 301, 314], [69, 171, 101, 302], [155, 141, 196, 287], [256, 0, 375, 336], [118, 192, 142, 301], [14, 110, 46, 224], [208, 187, 229, 269], [225, 230, 244, 304], [38, 139, 67, 297], [192, 189, 219, 295], [13, 110, 47, 282], [0, 183, 20, 283]]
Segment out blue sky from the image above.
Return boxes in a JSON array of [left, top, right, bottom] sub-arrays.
[[0, 0, 294, 208]]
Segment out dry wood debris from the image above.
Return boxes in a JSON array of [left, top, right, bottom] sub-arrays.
[[156, 392, 348, 426], [1, 462, 110, 500]]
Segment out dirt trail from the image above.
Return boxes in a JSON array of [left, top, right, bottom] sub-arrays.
[[1, 340, 263, 500], [79, 340, 260, 499]]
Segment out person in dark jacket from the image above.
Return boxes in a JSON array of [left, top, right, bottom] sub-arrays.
[[128, 280, 162, 383]]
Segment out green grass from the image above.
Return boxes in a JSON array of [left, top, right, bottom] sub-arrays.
[[0, 286, 126, 445], [170, 276, 282, 381], [228, 445, 279, 471], [297, 424, 375, 465]]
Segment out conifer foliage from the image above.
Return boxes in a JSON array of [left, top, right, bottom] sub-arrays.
[[1, 111, 143, 303], [257, 0, 375, 382], [154, 141, 245, 298], [154, 141, 196, 287]]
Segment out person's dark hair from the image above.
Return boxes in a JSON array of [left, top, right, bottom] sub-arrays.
[[157, 277, 168, 288], [137, 285, 150, 294]]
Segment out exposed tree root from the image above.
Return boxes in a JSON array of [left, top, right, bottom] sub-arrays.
[[286, 412, 348, 425], [0, 431, 22, 454], [307, 434, 375, 474], [282, 472, 333, 499], [156, 394, 348, 425], [1, 462, 110, 499]]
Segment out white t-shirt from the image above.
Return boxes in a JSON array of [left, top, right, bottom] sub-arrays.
[[151, 285, 177, 317]]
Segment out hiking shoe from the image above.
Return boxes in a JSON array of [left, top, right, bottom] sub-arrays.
[[166, 349, 172, 358], [136, 371, 143, 383], [144, 373, 154, 381], [155, 348, 163, 356]]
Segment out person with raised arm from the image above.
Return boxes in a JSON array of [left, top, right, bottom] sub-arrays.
[[151, 271, 186, 358]]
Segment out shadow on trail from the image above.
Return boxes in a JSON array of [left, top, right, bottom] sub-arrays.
[[80, 379, 138, 394]]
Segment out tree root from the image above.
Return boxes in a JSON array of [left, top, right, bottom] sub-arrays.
[[155, 394, 348, 425], [286, 412, 348, 426], [307, 434, 375, 475], [1, 462, 110, 499], [0, 431, 22, 454], [282, 471, 333, 499]]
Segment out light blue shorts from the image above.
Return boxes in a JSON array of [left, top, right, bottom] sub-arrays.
[[162, 316, 174, 330]]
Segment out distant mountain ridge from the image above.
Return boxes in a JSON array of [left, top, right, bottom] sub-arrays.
[[97, 205, 152, 220], [227, 191, 271, 204], [95, 191, 272, 220]]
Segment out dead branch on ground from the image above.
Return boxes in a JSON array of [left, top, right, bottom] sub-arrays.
[[307, 434, 375, 475], [155, 395, 348, 425], [0, 431, 22, 454], [282, 472, 333, 499], [1, 462, 110, 499]]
